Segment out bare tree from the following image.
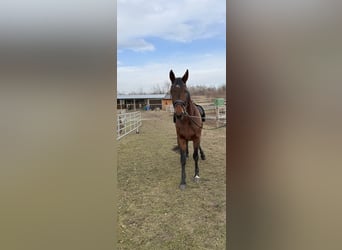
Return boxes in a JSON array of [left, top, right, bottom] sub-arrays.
[[124, 83, 226, 96], [162, 81, 170, 94], [187, 84, 226, 97], [151, 83, 162, 94]]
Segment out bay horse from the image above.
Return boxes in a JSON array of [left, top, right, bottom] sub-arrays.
[[169, 69, 206, 190]]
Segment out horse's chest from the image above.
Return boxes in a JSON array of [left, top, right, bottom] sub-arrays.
[[176, 124, 197, 140]]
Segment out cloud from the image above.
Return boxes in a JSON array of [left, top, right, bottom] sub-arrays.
[[119, 38, 155, 52], [117, 0, 226, 93], [117, 0, 226, 51]]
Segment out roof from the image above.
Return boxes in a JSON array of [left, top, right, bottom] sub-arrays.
[[117, 94, 168, 100]]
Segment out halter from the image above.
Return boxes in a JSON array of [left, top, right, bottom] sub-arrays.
[[173, 99, 188, 110]]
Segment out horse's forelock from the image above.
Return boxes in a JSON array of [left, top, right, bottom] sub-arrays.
[[174, 78, 184, 87]]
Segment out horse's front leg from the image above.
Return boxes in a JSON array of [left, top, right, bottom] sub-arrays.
[[179, 138, 187, 190]]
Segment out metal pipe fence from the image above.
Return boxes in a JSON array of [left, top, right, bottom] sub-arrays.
[[117, 111, 142, 140], [166, 104, 226, 126]]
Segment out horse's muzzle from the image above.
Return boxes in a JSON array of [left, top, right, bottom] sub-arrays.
[[173, 99, 186, 120], [175, 113, 184, 120]]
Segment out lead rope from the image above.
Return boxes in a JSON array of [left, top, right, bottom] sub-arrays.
[[176, 99, 226, 130], [183, 110, 203, 129], [183, 111, 227, 130]]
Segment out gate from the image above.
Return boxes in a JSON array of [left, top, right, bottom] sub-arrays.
[[117, 111, 142, 140]]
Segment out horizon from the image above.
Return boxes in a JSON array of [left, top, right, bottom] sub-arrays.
[[117, 82, 226, 95]]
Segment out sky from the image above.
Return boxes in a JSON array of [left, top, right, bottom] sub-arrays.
[[117, 0, 226, 94]]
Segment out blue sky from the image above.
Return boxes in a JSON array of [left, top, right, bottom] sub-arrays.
[[117, 0, 226, 94]]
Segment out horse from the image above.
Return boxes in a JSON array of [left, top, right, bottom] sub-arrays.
[[169, 69, 206, 190]]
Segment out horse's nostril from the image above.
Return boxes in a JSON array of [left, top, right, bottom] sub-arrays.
[[175, 113, 183, 119]]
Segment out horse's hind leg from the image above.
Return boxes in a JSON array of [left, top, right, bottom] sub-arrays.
[[193, 140, 200, 183], [199, 145, 206, 160]]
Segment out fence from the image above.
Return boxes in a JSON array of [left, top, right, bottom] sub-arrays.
[[166, 103, 226, 126], [117, 111, 142, 140], [215, 105, 227, 125]]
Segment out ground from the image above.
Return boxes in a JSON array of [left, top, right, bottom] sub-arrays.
[[118, 110, 226, 249]]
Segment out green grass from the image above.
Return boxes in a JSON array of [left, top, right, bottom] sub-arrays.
[[118, 111, 226, 249]]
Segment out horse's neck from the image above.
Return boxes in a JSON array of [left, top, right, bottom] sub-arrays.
[[187, 99, 195, 114]]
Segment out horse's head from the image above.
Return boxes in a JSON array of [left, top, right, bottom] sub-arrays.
[[169, 69, 190, 120]]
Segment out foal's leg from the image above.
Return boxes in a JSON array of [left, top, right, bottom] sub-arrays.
[[199, 145, 206, 160], [193, 139, 200, 183], [186, 140, 189, 158], [179, 138, 187, 190]]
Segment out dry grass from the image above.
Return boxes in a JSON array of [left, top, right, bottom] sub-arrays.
[[118, 111, 226, 249]]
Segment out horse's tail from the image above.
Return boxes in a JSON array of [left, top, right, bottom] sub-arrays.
[[172, 145, 180, 152]]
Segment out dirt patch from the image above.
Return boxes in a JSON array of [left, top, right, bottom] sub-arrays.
[[118, 110, 226, 249]]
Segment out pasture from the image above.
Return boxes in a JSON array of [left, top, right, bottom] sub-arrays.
[[118, 110, 226, 249]]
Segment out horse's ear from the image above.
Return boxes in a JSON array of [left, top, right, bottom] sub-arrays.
[[182, 69, 189, 83], [169, 70, 175, 83]]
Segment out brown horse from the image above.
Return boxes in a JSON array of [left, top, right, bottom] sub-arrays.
[[170, 69, 206, 190]]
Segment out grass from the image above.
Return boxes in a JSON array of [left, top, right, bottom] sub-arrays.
[[118, 111, 226, 249]]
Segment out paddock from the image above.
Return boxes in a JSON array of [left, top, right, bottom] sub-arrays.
[[117, 110, 226, 249]]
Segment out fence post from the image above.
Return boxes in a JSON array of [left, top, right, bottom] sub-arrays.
[[216, 106, 219, 128]]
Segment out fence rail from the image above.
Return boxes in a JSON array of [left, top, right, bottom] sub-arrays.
[[204, 105, 226, 126], [117, 111, 142, 140], [166, 103, 226, 126]]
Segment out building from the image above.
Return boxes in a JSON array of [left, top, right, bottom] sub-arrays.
[[162, 94, 172, 111], [117, 94, 172, 111]]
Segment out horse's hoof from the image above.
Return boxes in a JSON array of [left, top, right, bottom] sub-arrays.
[[201, 155, 206, 160], [193, 175, 200, 183], [179, 184, 186, 190]]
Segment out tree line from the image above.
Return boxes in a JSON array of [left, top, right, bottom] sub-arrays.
[[121, 82, 226, 98]]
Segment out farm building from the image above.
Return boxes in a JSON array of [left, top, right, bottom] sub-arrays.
[[117, 94, 172, 111], [162, 94, 172, 111]]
